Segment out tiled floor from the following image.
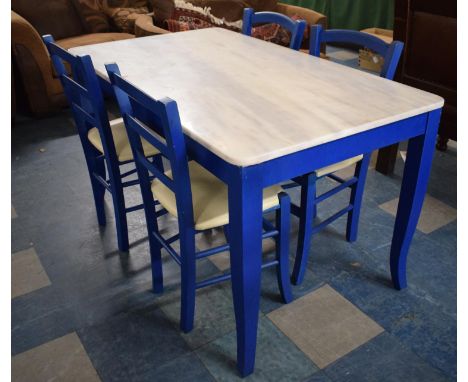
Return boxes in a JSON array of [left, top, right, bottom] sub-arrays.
[[12, 50, 456, 382]]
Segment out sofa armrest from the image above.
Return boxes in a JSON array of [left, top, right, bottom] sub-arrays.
[[276, 3, 327, 29], [134, 14, 171, 37], [11, 10, 63, 114]]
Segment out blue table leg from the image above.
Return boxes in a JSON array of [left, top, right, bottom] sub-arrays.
[[228, 168, 263, 377], [390, 109, 441, 290]]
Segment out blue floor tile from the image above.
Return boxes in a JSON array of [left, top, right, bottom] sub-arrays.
[[78, 306, 191, 382], [324, 333, 450, 382], [196, 316, 318, 381]]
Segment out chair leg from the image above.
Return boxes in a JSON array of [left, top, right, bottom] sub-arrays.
[[346, 153, 372, 242], [112, 187, 129, 252], [276, 193, 293, 303], [223, 224, 230, 243], [108, 164, 129, 252], [180, 229, 197, 333], [149, 232, 164, 293], [313, 187, 318, 219], [89, 156, 106, 226], [291, 173, 317, 285]]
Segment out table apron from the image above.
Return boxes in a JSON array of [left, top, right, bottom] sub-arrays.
[[187, 112, 429, 188]]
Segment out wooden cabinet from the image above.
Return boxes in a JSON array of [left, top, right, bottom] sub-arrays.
[[376, 0, 456, 174]]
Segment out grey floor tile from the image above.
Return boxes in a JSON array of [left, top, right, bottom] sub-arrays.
[[379, 195, 456, 234], [268, 284, 383, 369], [196, 316, 317, 381], [12, 332, 100, 382]]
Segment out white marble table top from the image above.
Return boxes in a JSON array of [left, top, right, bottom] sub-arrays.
[[70, 28, 444, 166]]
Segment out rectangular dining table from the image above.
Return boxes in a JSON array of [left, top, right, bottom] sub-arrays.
[[70, 28, 444, 377]]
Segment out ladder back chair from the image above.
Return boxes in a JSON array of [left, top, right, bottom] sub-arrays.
[[289, 25, 404, 285], [242, 8, 307, 50], [43, 35, 161, 252], [106, 63, 293, 333]]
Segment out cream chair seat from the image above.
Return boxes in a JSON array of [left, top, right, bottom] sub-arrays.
[[151, 161, 282, 231], [315, 155, 364, 178], [87, 118, 159, 162]]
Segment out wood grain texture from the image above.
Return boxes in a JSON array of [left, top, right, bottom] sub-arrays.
[[70, 28, 444, 166]]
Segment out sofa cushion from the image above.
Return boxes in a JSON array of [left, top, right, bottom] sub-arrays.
[[76, 0, 112, 33], [76, 0, 149, 32], [56, 32, 134, 50], [106, 6, 149, 33], [247, 0, 277, 12], [12, 0, 87, 39]]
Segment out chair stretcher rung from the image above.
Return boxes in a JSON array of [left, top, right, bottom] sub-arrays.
[[92, 172, 111, 191], [196, 243, 230, 260], [125, 200, 162, 214], [262, 218, 276, 233], [196, 273, 231, 289], [311, 205, 353, 234], [327, 173, 347, 183], [122, 178, 141, 188], [125, 203, 144, 213], [291, 203, 301, 217], [281, 181, 300, 190], [120, 167, 138, 179], [315, 177, 357, 204], [195, 229, 278, 260], [195, 259, 279, 289], [152, 231, 181, 265], [166, 233, 179, 244]]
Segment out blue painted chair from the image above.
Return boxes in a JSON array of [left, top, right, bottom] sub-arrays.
[[106, 63, 293, 333], [290, 25, 404, 285], [42, 35, 161, 252], [242, 8, 307, 50]]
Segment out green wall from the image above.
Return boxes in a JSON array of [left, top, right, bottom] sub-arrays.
[[282, 0, 395, 30]]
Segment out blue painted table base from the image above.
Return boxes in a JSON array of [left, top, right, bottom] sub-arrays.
[[183, 108, 441, 377]]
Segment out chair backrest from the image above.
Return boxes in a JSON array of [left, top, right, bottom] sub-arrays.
[[42, 34, 120, 164], [309, 25, 404, 80], [105, 63, 195, 230], [242, 8, 307, 51]]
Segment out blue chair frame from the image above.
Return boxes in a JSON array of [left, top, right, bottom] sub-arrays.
[[242, 8, 307, 50], [310, 24, 404, 80], [290, 25, 404, 285], [106, 63, 293, 333], [42, 35, 161, 252]]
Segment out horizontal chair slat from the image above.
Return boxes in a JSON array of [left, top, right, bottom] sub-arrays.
[[135, 151, 175, 191], [71, 103, 95, 127], [126, 115, 170, 158]]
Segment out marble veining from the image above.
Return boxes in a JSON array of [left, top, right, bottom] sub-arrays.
[[70, 28, 444, 166]]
